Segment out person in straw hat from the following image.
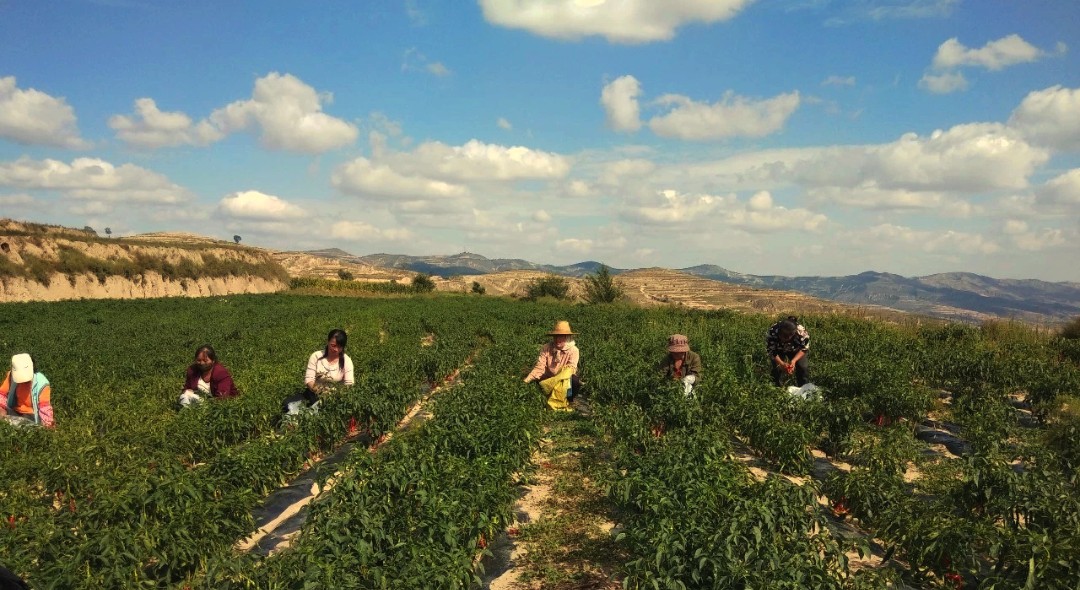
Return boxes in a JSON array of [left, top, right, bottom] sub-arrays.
[[659, 334, 701, 396], [1, 353, 55, 428], [524, 320, 581, 401]]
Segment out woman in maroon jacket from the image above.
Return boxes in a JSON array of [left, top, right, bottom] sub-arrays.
[[178, 345, 239, 407]]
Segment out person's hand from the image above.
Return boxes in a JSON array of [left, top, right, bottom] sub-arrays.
[[0, 405, 6, 416]]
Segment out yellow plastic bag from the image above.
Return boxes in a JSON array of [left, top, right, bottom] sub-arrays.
[[540, 366, 574, 411]]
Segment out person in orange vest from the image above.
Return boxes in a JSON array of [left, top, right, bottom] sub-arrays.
[[1, 353, 54, 428]]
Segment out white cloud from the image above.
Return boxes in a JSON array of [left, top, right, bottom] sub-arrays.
[[599, 158, 656, 185], [382, 139, 571, 182], [556, 238, 594, 254], [807, 185, 976, 216], [329, 220, 413, 242], [1001, 220, 1066, 251], [784, 123, 1048, 192], [109, 98, 225, 149], [208, 72, 358, 153], [931, 34, 1048, 71], [601, 75, 642, 132], [621, 188, 826, 232], [0, 76, 89, 149], [0, 193, 34, 206], [1038, 168, 1080, 206], [532, 209, 552, 222], [217, 190, 307, 220], [403, 48, 453, 77], [648, 91, 801, 140], [0, 156, 190, 203], [497, 117, 513, 130], [1002, 219, 1028, 235], [332, 157, 469, 200], [918, 71, 968, 94], [478, 0, 754, 43], [1008, 85, 1080, 150], [821, 75, 855, 87], [861, 223, 1000, 255]]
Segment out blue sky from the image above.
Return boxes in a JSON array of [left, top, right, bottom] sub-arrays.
[[1, 0, 1078, 281]]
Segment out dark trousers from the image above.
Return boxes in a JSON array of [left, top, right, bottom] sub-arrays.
[[771, 353, 809, 386]]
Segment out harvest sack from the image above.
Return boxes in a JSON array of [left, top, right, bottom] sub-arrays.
[[540, 366, 574, 411]]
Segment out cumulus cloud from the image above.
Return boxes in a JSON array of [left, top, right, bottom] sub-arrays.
[[931, 34, 1049, 71], [208, 72, 358, 153], [532, 209, 552, 222], [478, 0, 754, 43], [918, 71, 968, 94], [807, 185, 977, 217], [0, 76, 89, 149], [621, 188, 826, 232], [382, 139, 571, 182], [0, 156, 190, 203], [497, 117, 513, 130], [648, 91, 801, 140], [783, 123, 1048, 192], [601, 75, 642, 132], [556, 238, 594, 254], [1037, 168, 1080, 206], [861, 223, 999, 255], [332, 157, 469, 200], [329, 220, 413, 242], [1008, 85, 1080, 150], [109, 98, 225, 148], [217, 190, 307, 220], [599, 158, 656, 186]]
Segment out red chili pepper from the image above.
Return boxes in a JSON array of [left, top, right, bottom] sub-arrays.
[[478, 534, 487, 549], [7, 515, 15, 529], [69, 498, 76, 513], [944, 571, 963, 589]]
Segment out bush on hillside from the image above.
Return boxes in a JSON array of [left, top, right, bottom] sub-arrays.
[[525, 275, 570, 301], [412, 273, 436, 293], [583, 264, 623, 304], [338, 269, 354, 281], [1062, 316, 1080, 340], [471, 281, 486, 295]]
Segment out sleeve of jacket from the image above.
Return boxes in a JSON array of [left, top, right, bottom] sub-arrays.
[[211, 364, 238, 398], [687, 352, 702, 377], [183, 365, 198, 392], [526, 347, 548, 382], [567, 346, 580, 375], [37, 384, 54, 428], [797, 325, 810, 352], [765, 324, 780, 356]]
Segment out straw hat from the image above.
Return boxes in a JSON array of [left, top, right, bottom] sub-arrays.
[[547, 320, 576, 336], [667, 334, 690, 353]]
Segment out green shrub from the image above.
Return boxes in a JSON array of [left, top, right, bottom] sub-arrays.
[[470, 281, 485, 295], [338, 269, 354, 281], [525, 274, 570, 301], [582, 264, 623, 304], [1061, 316, 1080, 340], [411, 273, 436, 293]]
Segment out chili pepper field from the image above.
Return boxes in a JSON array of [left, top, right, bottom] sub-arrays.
[[1, 293, 1078, 589]]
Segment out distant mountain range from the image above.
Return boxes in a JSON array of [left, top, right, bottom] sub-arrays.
[[307, 250, 1080, 324]]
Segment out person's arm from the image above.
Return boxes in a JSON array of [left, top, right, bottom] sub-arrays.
[[524, 348, 548, 383], [0, 373, 9, 415], [182, 365, 198, 396], [567, 346, 579, 376], [343, 355, 355, 386], [37, 384, 54, 428], [212, 365, 238, 398], [304, 352, 319, 391], [687, 352, 702, 377]]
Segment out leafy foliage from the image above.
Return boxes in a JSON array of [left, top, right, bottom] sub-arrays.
[[1061, 316, 1080, 340], [525, 274, 570, 301], [412, 273, 436, 292], [582, 264, 623, 304], [337, 269, 354, 281], [471, 280, 485, 295]]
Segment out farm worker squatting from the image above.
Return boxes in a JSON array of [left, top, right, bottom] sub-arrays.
[[179, 344, 239, 407], [285, 328, 355, 414], [1, 353, 54, 428], [766, 316, 810, 387], [524, 320, 580, 410], [659, 334, 701, 396]]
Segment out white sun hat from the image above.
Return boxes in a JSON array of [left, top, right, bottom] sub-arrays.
[[11, 353, 33, 384]]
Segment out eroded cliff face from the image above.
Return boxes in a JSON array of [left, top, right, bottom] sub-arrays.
[[0, 272, 286, 303], [0, 221, 288, 303]]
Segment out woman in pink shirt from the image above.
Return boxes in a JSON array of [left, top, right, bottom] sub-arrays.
[[524, 320, 581, 400]]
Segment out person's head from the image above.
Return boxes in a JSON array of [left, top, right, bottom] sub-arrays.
[[193, 345, 217, 372], [667, 334, 690, 360], [324, 329, 348, 368], [547, 320, 575, 349], [11, 353, 34, 384], [777, 320, 798, 343]]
